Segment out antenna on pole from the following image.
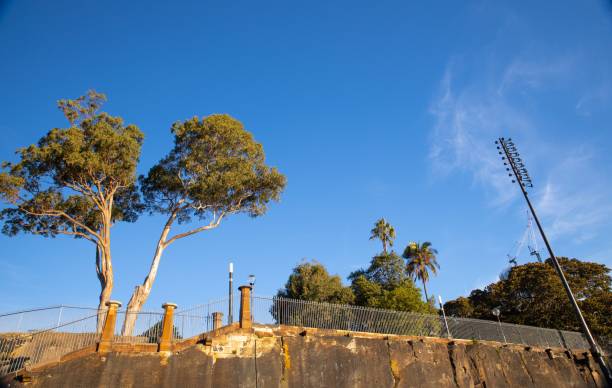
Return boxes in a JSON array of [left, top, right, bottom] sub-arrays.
[[228, 262, 234, 324], [495, 137, 611, 383]]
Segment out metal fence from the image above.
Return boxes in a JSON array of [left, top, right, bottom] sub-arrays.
[[0, 294, 596, 377], [251, 296, 591, 350], [113, 311, 165, 344], [0, 312, 103, 376], [0, 306, 102, 334], [174, 295, 240, 340]]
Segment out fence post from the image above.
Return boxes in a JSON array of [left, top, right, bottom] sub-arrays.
[[212, 312, 224, 330], [159, 302, 178, 352], [56, 306, 63, 328], [238, 285, 252, 329], [98, 300, 122, 353]]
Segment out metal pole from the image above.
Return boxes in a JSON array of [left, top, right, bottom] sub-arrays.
[[496, 316, 507, 344], [438, 296, 451, 339], [229, 262, 234, 324], [56, 306, 64, 328], [499, 138, 611, 383]]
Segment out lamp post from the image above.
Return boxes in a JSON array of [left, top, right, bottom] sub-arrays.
[[248, 274, 255, 321], [492, 307, 506, 344], [495, 137, 611, 383]]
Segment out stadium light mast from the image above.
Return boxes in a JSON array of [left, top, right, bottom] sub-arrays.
[[496, 137, 611, 383]]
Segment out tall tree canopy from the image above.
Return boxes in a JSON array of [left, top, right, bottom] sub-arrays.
[[0, 90, 143, 316], [349, 252, 432, 313], [277, 260, 354, 304], [369, 218, 395, 254], [443, 258, 612, 339], [403, 241, 439, 302], [122, 114, 286, 334]]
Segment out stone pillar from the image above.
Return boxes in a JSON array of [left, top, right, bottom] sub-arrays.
[[212, 312, 224, 330], [158, 302, 178, 352], [98, 300, 121, 353], [238, 285, 252, 329]]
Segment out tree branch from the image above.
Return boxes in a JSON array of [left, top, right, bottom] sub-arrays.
[[164, 211, 226, 246], [29, 227, 97, 243], [15, 204, 102, 241], [65, 180, 105, 210]]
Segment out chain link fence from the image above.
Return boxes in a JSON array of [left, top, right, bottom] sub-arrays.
[[251, 296, 591, 350]]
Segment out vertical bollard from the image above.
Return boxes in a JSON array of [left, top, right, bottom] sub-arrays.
[[98, 301, 122, 353], [212, 312, 224, 330], [159, 302, 178, 352], [238, 285, 252, 329]]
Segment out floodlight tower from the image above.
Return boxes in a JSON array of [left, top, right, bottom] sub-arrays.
[[495, 137, 611, 383]]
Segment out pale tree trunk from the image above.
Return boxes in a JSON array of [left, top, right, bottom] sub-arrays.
[[121, 216, 174, 336], [121, 211, 225, 336], [95, 210, 114, 333], [422, 280, 429, 303], [95, 241, 113, 332]]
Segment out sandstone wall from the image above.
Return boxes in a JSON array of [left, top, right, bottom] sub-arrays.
[[2, 325, 608, 388]]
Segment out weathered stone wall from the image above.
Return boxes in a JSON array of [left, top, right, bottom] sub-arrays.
[[2, 325, 609, 387]]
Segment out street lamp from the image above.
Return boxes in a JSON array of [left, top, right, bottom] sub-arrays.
[[248, 274, 256, 288], [248, 274, 255, 321], [495, 137, 611, 383], [492, 307, 506, 344]]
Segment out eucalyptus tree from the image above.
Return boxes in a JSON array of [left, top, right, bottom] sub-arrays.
[[121, 114, 286, 335], [369, 218, 396, 254], [0, 91, 144, 316], [402, 241, 439, 302]]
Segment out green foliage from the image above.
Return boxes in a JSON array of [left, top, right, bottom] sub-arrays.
[[139, 320, 182, 342], [350, 252, 433, 313], [0, 90, 143, 240], [443, 257, 612, 338], [140, 114, 286, 225], [369, 218, 395, 254], [274, 259, 437, 335], [277, 260, 354, 304], [443, 296, 474, 317], [122, 113, 286, 333], [402, 241, 439, 301]]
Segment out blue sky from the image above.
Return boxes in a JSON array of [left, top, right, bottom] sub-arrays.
[[1, 0, 612, 313]]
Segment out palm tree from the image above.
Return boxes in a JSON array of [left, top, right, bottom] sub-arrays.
[[369, 218, 396, 254], [402, 241, 439, 302]]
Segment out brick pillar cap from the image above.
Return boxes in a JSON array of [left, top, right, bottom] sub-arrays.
[[212, 311, 224, 316], [238, 285, 253, 291], [162, 302, 178, 309], [106, 300, 122, 308]]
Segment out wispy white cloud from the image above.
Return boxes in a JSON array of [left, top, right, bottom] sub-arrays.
[[535, 149, 612, 243], [575, 81, 612, 116], [428, 61, 536, 207], [497, 57, 575, 95], [429, 56, 612, 243]]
